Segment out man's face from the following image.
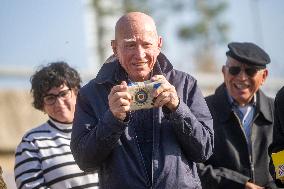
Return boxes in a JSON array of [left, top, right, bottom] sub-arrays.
[[113, 19, 162, 82], [222, 57, 268, 106]]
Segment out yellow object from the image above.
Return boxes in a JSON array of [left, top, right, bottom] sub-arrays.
[[271, 150, 284, 182]]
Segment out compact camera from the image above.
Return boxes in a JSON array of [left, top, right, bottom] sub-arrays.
[[128, 80, 161, 111]]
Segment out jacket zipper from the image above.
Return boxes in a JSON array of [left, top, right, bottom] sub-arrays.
[[233, 111, 255, 182], [151, 108, 157, 189], [132, 113, 151, 187], [249, 112, 259, 183]]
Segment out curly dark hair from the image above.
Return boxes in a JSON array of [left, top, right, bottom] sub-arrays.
[[30, 62, 81, 111]]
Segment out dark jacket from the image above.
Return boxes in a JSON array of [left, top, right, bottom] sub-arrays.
[[269, 86, 284, 188], [71, 53, 214, 189], [198, 84, 277, 189]]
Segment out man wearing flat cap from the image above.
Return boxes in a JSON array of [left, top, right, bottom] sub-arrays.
[[198, 42, 278, 188]]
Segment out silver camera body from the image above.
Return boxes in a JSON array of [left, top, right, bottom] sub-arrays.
[[128, 80, 161, 111]]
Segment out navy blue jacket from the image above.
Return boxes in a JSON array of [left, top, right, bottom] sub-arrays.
[[71, 53, 214, 189]]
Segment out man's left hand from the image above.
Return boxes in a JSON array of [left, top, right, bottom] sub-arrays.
[[151, 75, 179, 112]]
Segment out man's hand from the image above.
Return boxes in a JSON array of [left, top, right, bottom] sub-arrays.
[[245, 181, 264, 189], [108, 81, 131, 121], [151, 75, 179, 112]]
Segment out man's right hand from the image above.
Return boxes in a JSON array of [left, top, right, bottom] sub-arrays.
[[245, 181, 264, 189], [108, 81, 131, 121]]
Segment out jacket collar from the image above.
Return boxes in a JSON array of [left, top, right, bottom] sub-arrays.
[[214, 83, 273, 123], [256, 89, 273, 123], [213, 84, 233, 122], [94, 52, 173, 85]]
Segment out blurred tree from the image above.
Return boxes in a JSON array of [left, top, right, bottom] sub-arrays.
[[177, 0, 229, 72], [91, 0, 119, 64], [121, 0, 151, 12], [91, 0, 228, 72]]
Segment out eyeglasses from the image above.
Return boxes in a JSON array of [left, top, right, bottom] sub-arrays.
[[43, 88, 72, 105], [226, 66, 260, 77]]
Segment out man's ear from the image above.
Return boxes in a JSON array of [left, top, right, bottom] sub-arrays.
[[222, 65, 226, 74], [261, 69, 268, 85], [111, 40, 117, 55], [158, 36, 163, 49]]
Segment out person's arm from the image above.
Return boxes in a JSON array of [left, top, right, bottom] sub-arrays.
[[198, 162, 279, 189], [270, 91, 284, 153], [269, 89, 284, 187], [14, 138, 49, 189], [201, 163, 279, 189], [161, 77, 214, 162], [198, 162, 258, 189], [71, 82, 130, 171]]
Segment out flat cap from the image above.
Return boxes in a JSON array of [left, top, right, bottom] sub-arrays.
[[226, 42, 270, 68]]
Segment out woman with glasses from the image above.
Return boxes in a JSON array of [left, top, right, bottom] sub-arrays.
[[197, 42, 278, 189], [14, 62, 99, 189]]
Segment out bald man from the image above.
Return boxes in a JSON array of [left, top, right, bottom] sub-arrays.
[[71, 12, 214, 189]]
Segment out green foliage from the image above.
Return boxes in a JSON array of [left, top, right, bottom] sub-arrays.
[[174, 0, 229, 72], [122, 0, 151, 13], [178, 0, 229, 45]]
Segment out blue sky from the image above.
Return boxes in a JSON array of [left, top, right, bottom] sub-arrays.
[[225, 0, 284, 76], [0, 0, 87, 72], [0, 0, 283, 89]]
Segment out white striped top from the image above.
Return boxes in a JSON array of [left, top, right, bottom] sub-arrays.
[[14, 119, 99, 189]]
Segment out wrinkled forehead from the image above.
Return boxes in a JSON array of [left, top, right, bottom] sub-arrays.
[[115, 14, 158, 40]]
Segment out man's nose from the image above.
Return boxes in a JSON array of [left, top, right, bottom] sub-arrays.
[[134, 45, 146, 59], [238, 69, 249, 80]]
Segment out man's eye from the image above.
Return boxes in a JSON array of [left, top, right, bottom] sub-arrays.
[[125, 43, 136, 48], [144, 44, 152, 48]]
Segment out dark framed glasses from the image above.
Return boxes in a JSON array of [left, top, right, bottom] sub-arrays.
[[226, 66, 259, 77], [43, 88, 72, 105]]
